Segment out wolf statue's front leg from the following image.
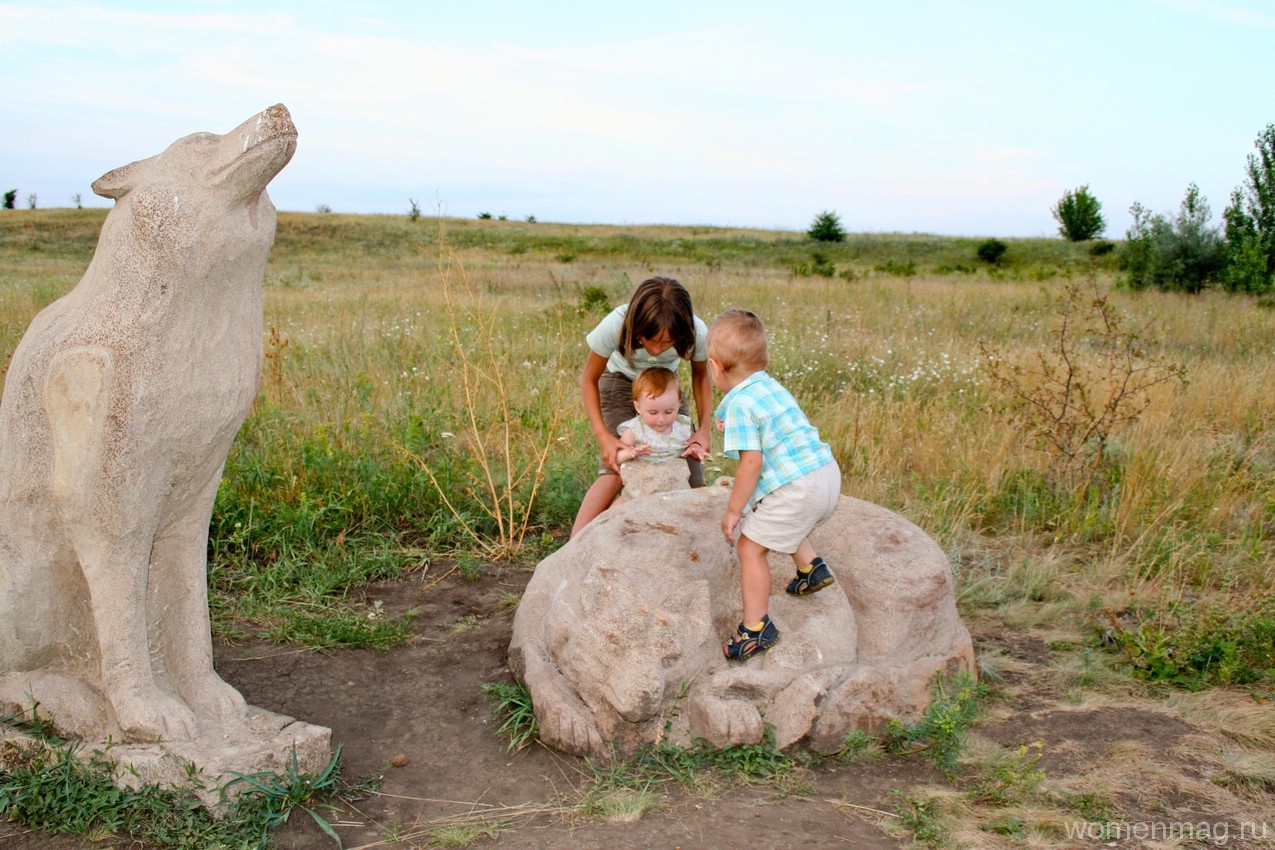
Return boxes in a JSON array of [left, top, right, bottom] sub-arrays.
[[149, 470, 248, 727], [45, 347, 200, 741]]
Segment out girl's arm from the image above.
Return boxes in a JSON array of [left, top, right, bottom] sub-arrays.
[[684, 358, 713, 459], [580, 351, 624, 472]]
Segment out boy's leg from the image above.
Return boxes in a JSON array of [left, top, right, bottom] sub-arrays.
[[786, 536, 834, 596], [737, 533, 772, 628], [792, 538, 817, 572], [570, 473, 622, 538], [724, 532, 780, 660]]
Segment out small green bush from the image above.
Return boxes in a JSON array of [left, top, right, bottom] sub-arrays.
[[1124, 183, 1225, 293], [884, 672, 985, 778], [875, 259, 916, 277], [976, 238, 1007, 265], [578, 285, 610, 314], [792, 252, 836, 277], [807, 210, 846, 242]]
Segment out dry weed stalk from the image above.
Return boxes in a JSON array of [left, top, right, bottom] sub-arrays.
[[980, 274, 1187, 491], [399, 226, 571, 557]]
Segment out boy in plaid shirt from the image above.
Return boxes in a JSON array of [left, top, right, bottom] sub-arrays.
[[707, 309, 841, 661]]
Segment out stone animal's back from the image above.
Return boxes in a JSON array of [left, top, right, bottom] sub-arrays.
[[0, 104, 297, 744]]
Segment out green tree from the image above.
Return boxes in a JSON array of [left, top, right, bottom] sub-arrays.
[[1124, 183, 1224, 293], [1051, 185, 1106, 241], [1221, 123, 1275, 293], [807, 210, 846, 242], [2, 189, 16, 209]]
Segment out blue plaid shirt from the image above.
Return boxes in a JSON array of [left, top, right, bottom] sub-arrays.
[[716, 371, 834, 509]]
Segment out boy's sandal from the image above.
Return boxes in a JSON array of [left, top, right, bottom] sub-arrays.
[[786, 560, 834, 596], [723, 615, 779, 661]]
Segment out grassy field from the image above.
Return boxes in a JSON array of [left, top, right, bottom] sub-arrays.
[[2, 208, 1273, 846], [2, 209, 1272, 667]]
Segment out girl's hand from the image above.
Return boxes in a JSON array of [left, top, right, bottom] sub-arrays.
[[682, 427, 712, 461], [681, 436, 709, 462], [599, 433, 625, 473]]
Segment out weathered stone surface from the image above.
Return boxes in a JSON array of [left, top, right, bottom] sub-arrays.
[[509, 477, 975, 757], [0, 104, 330, 790], [613, 457, 692, 503]]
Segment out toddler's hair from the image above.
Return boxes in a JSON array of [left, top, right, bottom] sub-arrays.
[[631, 367, 683, 402], [618, 277, 697, 363], [707, 308, 770, 373]]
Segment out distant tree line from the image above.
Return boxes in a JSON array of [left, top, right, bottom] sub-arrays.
[[807, 122, 1275, 295], [1116, 124, 1275, 294], [1053, 123, 1275, 294]]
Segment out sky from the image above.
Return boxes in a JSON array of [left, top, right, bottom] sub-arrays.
[[3, 1, 1274, 238]]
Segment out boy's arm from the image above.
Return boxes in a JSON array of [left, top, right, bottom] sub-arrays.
[[721, 449, 762, 544]]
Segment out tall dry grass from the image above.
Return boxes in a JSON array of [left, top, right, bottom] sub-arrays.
[[2, 211, 1272, 657]]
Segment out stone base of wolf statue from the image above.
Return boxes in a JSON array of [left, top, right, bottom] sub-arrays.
[[509, 473, 976, 759], [0, 700, 331, 810]]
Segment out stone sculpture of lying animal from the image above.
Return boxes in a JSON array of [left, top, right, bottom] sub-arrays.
[[0, 104, 297, 743], [510, 473, 976, 758]]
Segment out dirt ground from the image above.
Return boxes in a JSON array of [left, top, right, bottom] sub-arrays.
[[2, 564, 1272, 850]]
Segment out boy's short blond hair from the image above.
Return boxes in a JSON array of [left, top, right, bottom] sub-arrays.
[[707, 308, 769, 373], [631, 366, 683, 401]]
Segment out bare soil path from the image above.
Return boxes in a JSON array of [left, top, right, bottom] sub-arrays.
[[3, 566, 1272, 849]]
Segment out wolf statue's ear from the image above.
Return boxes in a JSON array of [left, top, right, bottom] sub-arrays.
[[91, 155, 153, 200]]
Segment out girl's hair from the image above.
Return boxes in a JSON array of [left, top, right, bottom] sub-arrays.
[[617, 276, 697, 364], [706, 308, 770, 373], [631, 367, 683, 402]]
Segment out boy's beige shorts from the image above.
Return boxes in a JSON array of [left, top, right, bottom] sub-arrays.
[[738, 460, 841, 554]]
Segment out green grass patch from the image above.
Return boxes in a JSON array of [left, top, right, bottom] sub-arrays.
[[884, 673, 986, 779], [481, 681, 539, 752], [0, 723, 371, 850], [1102, 597, 1275, 689]]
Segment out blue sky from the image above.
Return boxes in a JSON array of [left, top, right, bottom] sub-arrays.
[[3, 0, 1273, 237]]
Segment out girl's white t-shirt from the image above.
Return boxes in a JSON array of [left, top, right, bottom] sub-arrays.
[[585, 305, 709, 380]]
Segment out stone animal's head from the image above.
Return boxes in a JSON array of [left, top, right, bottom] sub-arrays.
[[90, 104, 297, 214], [618, 460, 691, 501]]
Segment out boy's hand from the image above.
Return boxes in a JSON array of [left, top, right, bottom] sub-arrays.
[[721, 509, 740, 545], [714, 417, 725, 432]]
